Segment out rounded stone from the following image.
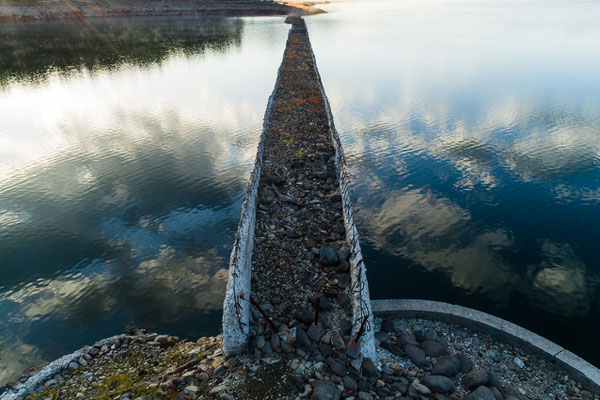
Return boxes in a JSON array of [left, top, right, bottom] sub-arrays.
[[431, 355, 461, 377], [466, 385, 496, 400], [462, 369, 489, 391], [422, 375, 456, 394]]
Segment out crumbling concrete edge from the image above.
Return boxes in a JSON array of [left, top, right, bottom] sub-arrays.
[[371, 299, 600, 393], [0, 335, 133, 400], [221, 25, 290, 357], [304, 21, 376, 361]]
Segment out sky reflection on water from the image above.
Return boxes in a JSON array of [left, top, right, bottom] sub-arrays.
[[307, 0, 600, 366], [0, 16, 289, 385]]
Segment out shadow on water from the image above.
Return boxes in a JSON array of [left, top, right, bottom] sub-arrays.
[[0, 16, 243, 85]]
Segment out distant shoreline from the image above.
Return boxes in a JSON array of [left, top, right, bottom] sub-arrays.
[[0, 0, 325, 23]]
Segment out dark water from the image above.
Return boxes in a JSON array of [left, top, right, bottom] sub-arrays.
[[307, 0, 600, 366], [0, 16, 289, 384]]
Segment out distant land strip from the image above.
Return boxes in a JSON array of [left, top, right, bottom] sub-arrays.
[[0, 0, 325, 23]]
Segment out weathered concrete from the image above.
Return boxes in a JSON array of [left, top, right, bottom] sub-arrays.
[[0, 334, 134, 400], [371, 299, 600, 393]]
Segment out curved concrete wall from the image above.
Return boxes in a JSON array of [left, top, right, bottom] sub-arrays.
[[0, 334, 133, 400], [371, 299, 600, 393]]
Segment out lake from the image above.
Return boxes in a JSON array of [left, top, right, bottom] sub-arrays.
[[1, 0, 600, 386], [0, 16, 289, 385], [308, 0, 600, 367]]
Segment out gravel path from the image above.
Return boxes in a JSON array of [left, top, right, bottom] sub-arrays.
[[249, 16, 355, 357]]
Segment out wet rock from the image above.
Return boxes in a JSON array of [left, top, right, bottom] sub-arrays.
[[374, 331, 390, 342], [337, 245, 350, 261], [486, 371, 503, 392], [422, 375, 456, 393], [342, 375, 358, 392], [319, 245, 339, 266], [411, 381, 432, 396], [337, 274, 351, 289], [380, 342, 403, 356], [490, 386, 504, 400], [332, 331, 346, 350], [271, 333, 282, 352], [357, 391, 374, 400], [362, 358, 379, 378], [462, 369, 489, 391], [334, 294, 349, 311], [431, 355, 460, 377], [155, 335, 172, 347], [336, 260, 350, 273], [308, 323, 326, 342], [404, 344, 428, 367], [391, 380, 408, 395], [314, 379, 341, 400], [213, 364, 227, 377], [466, 385, 496, 400], [295, 309, 314, 325], [340, 319, 352, 335], [421, 340, 448, 357], [456, 352, 473, 373], [326, 358, 347, 377], [319, 344, 334, 356], [398, 334, 419, 347], [288, 374, 305, 391], [296, 328, 312, 349], [197, 373, 209, 382]]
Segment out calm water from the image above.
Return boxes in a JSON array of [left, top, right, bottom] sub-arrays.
[[0, 16, 289, 385], [1, 0, 600, 386], [307, 0, 600, 366]]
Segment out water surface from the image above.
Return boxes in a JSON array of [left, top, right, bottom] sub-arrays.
[[0, 16, 289, 385], [307, 0, 600, 366]]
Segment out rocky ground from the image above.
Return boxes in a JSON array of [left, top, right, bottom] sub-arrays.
[[0, 0, 322, 23], [373, 317, 599, 400], [6, 317, 599, 400]]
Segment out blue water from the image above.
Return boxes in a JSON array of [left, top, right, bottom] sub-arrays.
[[0, 16, 289, 385], [307, 0, 600, 366]]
